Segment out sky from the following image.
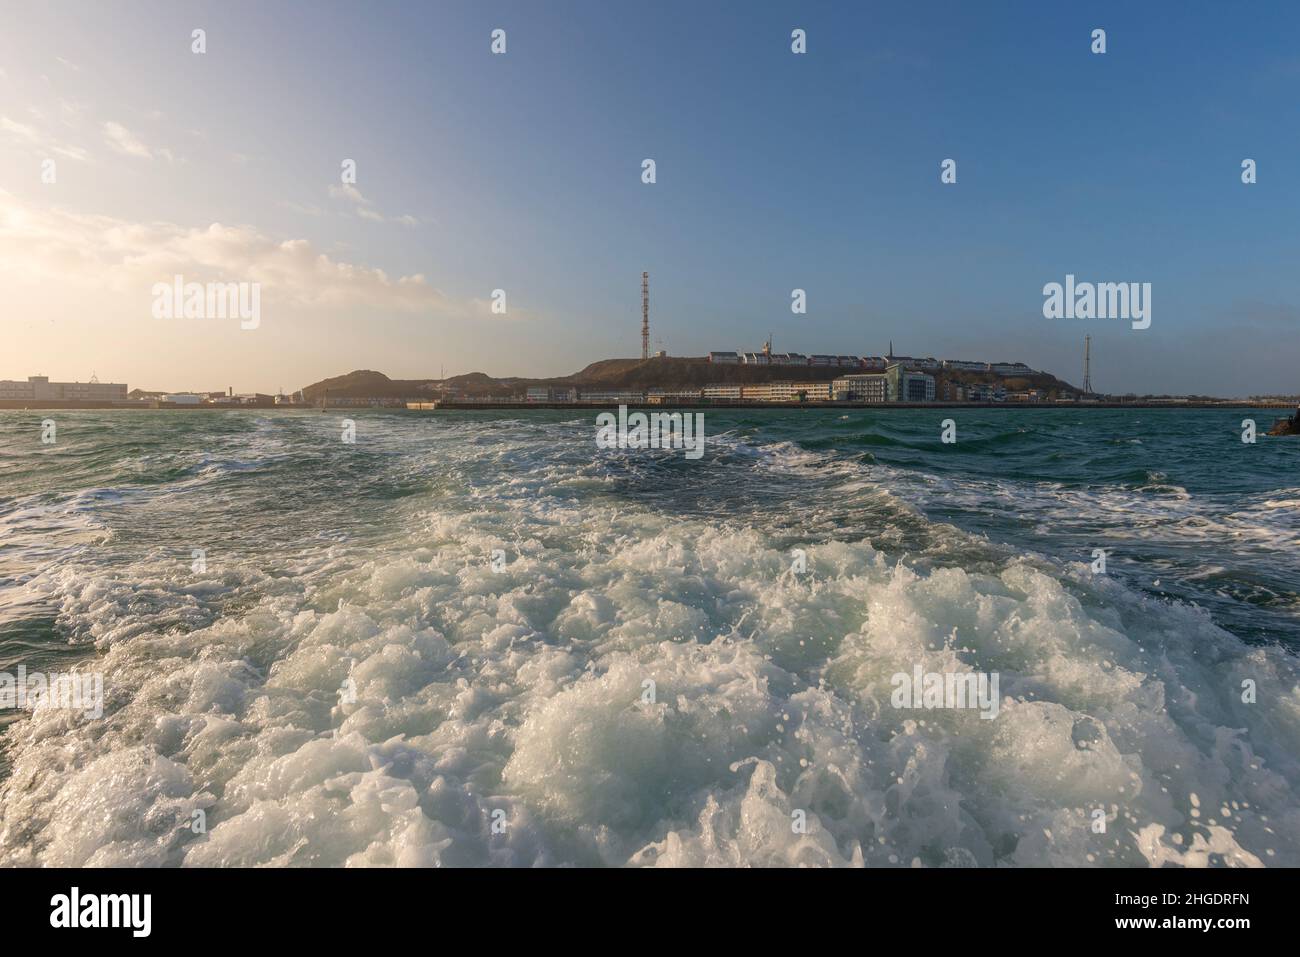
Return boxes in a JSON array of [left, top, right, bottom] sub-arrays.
[[1, 0, 1298, 396]]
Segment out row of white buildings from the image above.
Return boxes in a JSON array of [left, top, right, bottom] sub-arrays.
[[707, 351, 869, 368], [155, 391, 294, 407], [707, 351, 1033, 376], [0, 376, 128, 402], [524, 363, 940, 404], [0, 377, 301, 407]]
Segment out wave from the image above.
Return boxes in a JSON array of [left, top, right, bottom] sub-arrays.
[[2, 409, 1298, 868], [0, 450, 1292, 867]]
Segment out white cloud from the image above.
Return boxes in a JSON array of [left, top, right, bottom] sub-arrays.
[[2, 116, 40, 142], [52, 143, 90, 162], [326, 183, 359, 203], [327, 183, 419, 226], [0, 114, 90, 161], [102, 120, 153, 159], [57, 98, 85, 125], [0, 190, 445, 312], [279, 200, 325, 216]]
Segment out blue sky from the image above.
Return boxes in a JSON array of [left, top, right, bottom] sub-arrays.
[[2, 0, 1298, 394]]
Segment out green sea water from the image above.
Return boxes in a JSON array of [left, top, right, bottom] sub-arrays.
[[0, 407, 1297, 866]]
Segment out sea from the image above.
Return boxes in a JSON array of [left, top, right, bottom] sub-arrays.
[[0, 406, 1297, 867]]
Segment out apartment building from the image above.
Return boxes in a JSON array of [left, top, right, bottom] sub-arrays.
[[885, 364, 936, 402], [740, 381, 831, 402], [832, 374, 888, 403], [579, 390, 646, 403], [702, 384, 743, 399], [0, 376, 128, 402], [967, 383, 1007, 402], [526, 387, 578, 402], [646, 388, 703, 403]]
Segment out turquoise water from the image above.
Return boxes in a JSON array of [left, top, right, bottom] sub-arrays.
[[0, 407, 1297, 866]]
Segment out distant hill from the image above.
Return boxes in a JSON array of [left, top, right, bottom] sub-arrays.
[[301, 370, 439, 401], [300, 358, 1081, 400], [941, 368, 1080, 397]]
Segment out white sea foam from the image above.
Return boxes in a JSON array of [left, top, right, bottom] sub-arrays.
[[1, 414, 1298, 867]]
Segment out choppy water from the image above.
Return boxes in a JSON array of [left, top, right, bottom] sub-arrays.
[[1, 407, 1298, 867]]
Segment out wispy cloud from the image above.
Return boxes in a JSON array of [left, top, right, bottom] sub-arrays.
[[328, 183, 368, 206], [2, 116, 41, 144], [327, 183, 420, 226], [102, 120, 154, 159], [0, 190, 445, 312], [278, 199, 325, 216], [0, 114, 91, 161], [57, 98, 85, 125]]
